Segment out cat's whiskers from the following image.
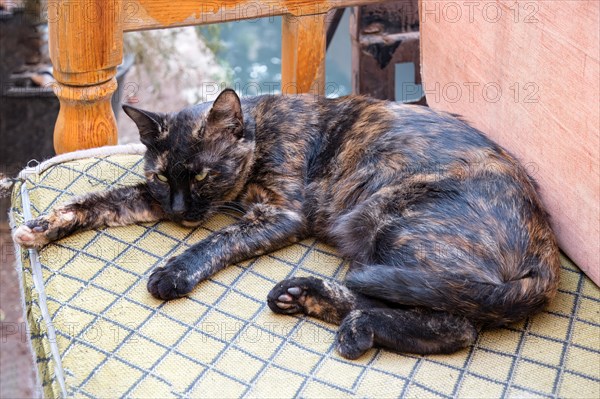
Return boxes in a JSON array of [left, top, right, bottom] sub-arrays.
[[212, 204, 246, 221], [212, 201, 246, 213]]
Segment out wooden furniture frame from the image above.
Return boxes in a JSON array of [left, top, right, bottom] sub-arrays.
[[47, 0, 389, 154], [351, 0, 421, 101]]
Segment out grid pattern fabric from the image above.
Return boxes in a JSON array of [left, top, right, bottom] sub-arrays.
[[10, 152, 600, 399]]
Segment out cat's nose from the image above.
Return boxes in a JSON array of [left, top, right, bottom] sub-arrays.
[[171, 191, 186, 215]]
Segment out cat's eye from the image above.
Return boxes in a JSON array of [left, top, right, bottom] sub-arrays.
[[195, 171, 208, 181], [156, 174, 168, 182]]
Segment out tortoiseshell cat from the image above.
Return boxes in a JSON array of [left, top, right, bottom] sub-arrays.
[[13, 89, 560, 359]]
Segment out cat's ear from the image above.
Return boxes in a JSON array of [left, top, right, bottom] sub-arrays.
[[122, 105, 165, 144], [206, 89, 244, 140]]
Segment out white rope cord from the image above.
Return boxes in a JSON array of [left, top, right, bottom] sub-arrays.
[[20, 182, 68, 398]]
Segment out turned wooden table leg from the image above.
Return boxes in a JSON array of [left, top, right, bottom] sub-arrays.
[[48, 0, 123, 154], [281, 13, 327, 95]]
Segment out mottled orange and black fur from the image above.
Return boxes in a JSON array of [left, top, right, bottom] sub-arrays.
[[13, 89, 560, 359]]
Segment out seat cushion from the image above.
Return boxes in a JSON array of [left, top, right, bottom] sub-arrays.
[[10, 146, 600, 398]]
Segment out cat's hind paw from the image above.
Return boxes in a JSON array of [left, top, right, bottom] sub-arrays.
[[267, 277, 321, 315], [336, 310, 374, 360]]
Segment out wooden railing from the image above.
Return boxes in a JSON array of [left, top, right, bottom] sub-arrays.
[[47, 0, 388, 153]]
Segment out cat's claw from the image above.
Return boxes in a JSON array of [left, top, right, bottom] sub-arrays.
[[147, 258, 196, 300], [267, 277, 318, 314]]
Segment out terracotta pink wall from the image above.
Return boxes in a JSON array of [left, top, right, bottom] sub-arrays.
[[419, 0, 599, 284]]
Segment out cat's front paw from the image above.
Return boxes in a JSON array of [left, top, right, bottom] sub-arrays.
[[13, 208, 78, 249], [12, 224, 48, 248], [147, 257, 196, 300]]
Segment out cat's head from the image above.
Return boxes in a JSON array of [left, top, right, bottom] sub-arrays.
[[123, 89, 255, 225]]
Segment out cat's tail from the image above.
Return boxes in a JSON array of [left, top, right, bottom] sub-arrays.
[[345, 262, 558, 327]]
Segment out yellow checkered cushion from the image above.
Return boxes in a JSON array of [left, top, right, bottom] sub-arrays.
[[10, 151, 600, 398]]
